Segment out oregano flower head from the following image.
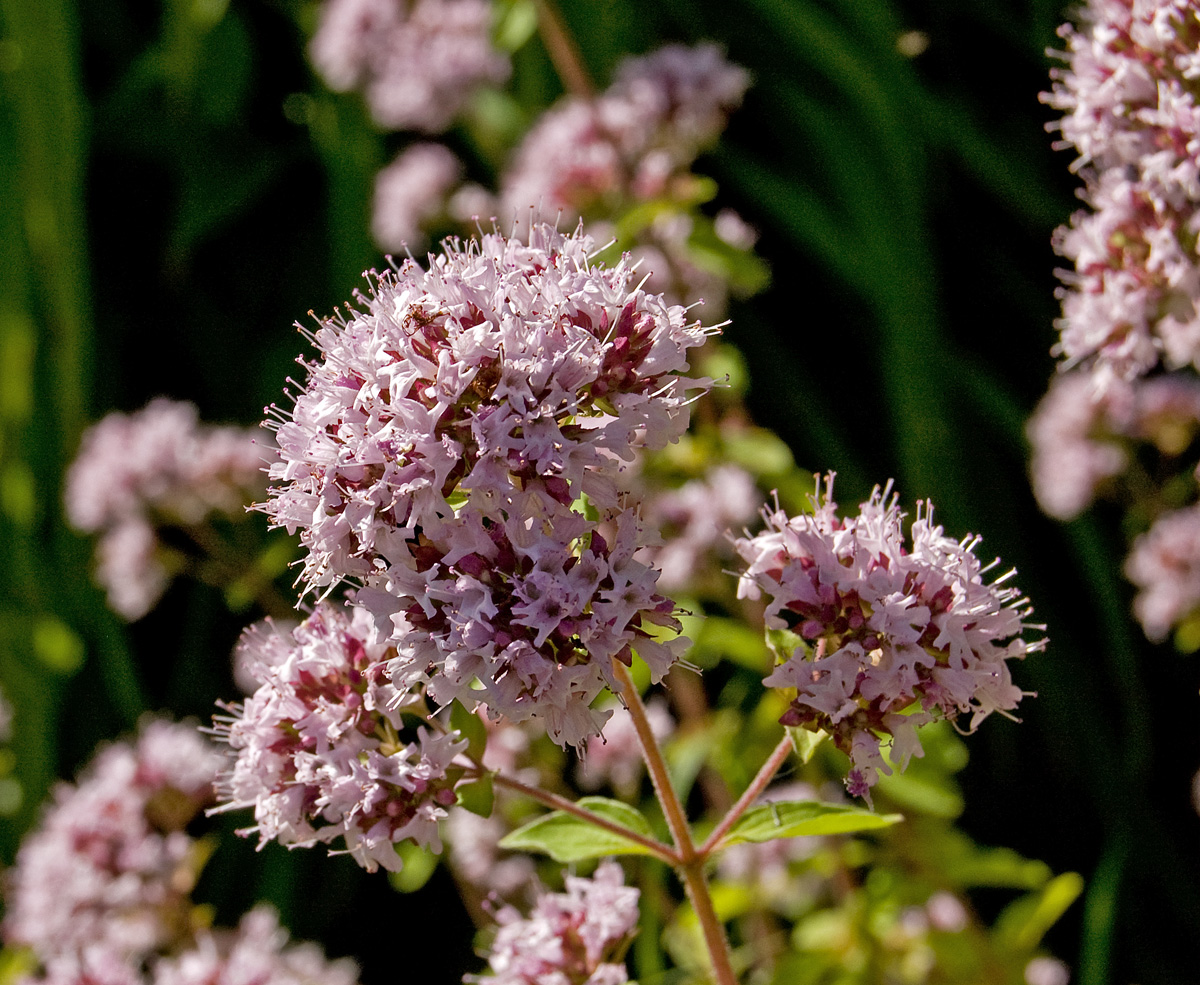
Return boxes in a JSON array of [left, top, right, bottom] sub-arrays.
[[1043, 0, 1200, 385], [262, 224, 711, 746], [3, 721, 224, 964], [212, 603, 465, 873], [469, 860, 639, 985], [734, 475, 1043, 798]]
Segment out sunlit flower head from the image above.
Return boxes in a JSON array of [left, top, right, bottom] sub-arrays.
[[262, 223, 710, 746], [213, 602, 464, 873], [734, 475, 1043, 797]]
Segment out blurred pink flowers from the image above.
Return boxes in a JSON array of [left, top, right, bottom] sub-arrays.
[[310, 0, 509, 133], [469, 860, 638, 985], [64, 399, 265, 619]]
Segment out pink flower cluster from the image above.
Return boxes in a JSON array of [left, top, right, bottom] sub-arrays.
[[18, 907, 358, 985], [1125, 501, 1200, 640], [151, 907, 359, 985], [263, 224, 711, 746], [641, 463, 761, 592], [64, 399, 265, 619], [577, 698, 674, 797], [372, 143, 463, 252], [309, 0, 509, 133], [469, 860, 639, 985], [1034, 1, 1200, 644], [4, 724, 359, 985], [3, 720, 224, 964], [213, 602, 466, 873], [734, 476, 1041, 797], [500, 44, 749, 223], [487, 44, 752, 311], [1028, 372, 1200, 519], [1044, 0, 1200, 386]]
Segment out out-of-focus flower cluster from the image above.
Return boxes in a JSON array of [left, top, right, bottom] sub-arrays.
[[214, 602, 467, 873], [734, 476, 1041, 797], [468, 860, 638, 985], [3, 720, 223, 963], [263, 224, 710, 746], [1028, 372, 1200, 520], [2, 720, 358, 985], [310, 0, 509, 133], [1033, 0, 1200, 645], [64, 399, 265, 620], [1044, 0, 1200, 385], [495, 43, 748, 221], [639, 462, 761, 593], [367, 43, 763, 314]]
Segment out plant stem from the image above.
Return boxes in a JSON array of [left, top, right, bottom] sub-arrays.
[[177, 522, 297, 620], [700, 735, 793, 856], [533, 0, 596, 98], [487, 769, 680, 866], [613, 661, 740, 985]]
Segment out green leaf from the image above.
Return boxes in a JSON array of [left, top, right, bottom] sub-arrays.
[[456, 773, 494, 818], [449, 699, 488, 761], [388, 841, 441, 893], [874, 769, 964, 819], [723, 427, 796, 478], [765, 627, 804, 664], [31, 616, 84, 674], [786, 726, 826, 764], [996, 872, 1085, 951], [493, 0, 538, 52], [498, 796, 662, 862], [685, 219, 771, 296], [717, 800, 901, 847]]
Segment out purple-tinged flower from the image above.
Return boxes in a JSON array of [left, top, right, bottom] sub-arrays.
[[1044, 0, 1200, 385], [1027, 373, 1131, 519], [1028, 371, 1200, 519], [1024, 956, 1071, 985], [66, 400, 263, 534], [444, 809, 537, 902], [468, 860, 639, 985], [3, 721, 224, 965], [309, 0, 509, 133], [1125, 501, 1200, 640], [17, 947, 147, 985], [262, 223, 709, 746], [500, 44, 749, 224], [372, 143, 463, 253], [154, 906, 359, 985], [64, 399, 265, 619], [213, 603, 466, 873], [734, 476, 1042, 798]]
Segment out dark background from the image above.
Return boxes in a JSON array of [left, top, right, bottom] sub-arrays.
[[1, 0, 1195, 982]]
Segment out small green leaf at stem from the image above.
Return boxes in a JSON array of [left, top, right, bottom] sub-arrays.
[[715, 800, 901, 848], [450, 699, 488, 761], [765, 627, 805, 664], [498, 796, 662, 862], [388, 842, 440, 893], [457, 773, 494, 818], [786, 725, 827, 763]]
